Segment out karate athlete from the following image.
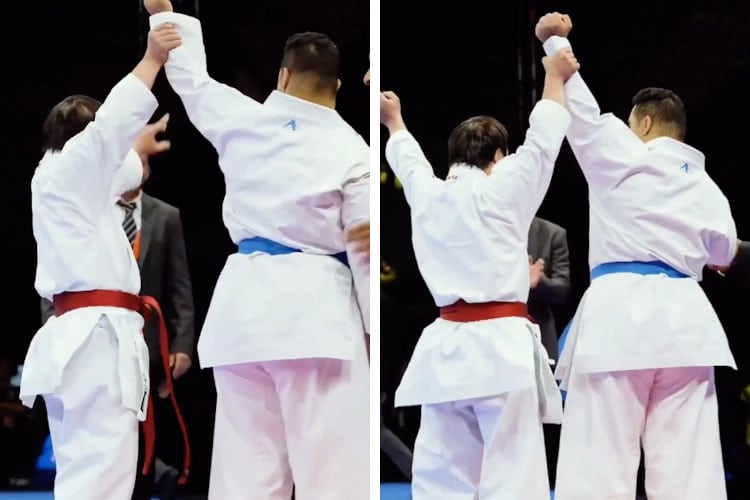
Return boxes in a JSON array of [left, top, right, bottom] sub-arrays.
[[536, 13, 738, 500], [381, 48, 578, 499], [19, 25, 182, 500], [143, 1, 370, 499]]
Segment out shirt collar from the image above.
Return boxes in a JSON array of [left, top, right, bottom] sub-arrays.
[[264, 90, 341, 124], [446, 162, 488, 181]]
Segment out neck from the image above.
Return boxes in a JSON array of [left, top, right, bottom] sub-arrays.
[[284, 84, 336, 109], [646, 125, 681, 142], [121, 189, 141, 203]]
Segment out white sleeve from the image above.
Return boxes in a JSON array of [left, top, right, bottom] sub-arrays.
[[484, 99, 570, 226], [703, 189, 738, 267], [341, 144, 370, 334], [384, 130, 442, 210], [543, 36, 646, 189], [53, 74, 155, 208], [149, 12, 262, 152], [110, 149, 144, 199]]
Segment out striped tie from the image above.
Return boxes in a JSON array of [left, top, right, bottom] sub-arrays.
[[118, 201, 138, 247]]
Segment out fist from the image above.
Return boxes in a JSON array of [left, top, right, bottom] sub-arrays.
[[146, 23, 182, 64], [380, 91, 402, 127], [535, 12, 573, 43], [144, 0, 173, 15], [542, 48, 580, 82]]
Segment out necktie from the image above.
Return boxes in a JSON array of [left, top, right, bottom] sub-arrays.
[[118, 201, 138, 247]]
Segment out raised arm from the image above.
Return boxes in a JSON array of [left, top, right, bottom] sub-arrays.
[[53, 25, 178, 203], [381, 91, 442, 209], [341, 142, 371, 335], [147, 3, 262, 151], [483, 49, 575, 226], [536, 13, 645, 186]]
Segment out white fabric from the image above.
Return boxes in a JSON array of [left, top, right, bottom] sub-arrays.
[[555, 367, 726, 500], [32, 74, 152, 301], [411, 388, 549, 500], [21, 73, 154, 412], [149, 12, 370, 367], [208, 331, 369, 500], [543, 36, 737, 277], [43, 317, 141, 500], [385, 100, 569, 407], [539, 37, 736, 381]]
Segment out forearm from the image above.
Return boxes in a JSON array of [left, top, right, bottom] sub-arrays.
[[384, 130, 438, 207], [64, 74, 157, 186], [150, 12, 259, 149], [131, 57, 163, 90], [531, 275, 570, 304], [541, 74, 565, 107], [386, 116, 407, 136]]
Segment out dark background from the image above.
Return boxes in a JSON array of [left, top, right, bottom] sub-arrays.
[[381, 0, 750, 495], [0, 0, 369, 493]]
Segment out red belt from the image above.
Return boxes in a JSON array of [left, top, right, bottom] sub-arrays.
[[53, 290, 191, 485], [440, 300, 533, 323]]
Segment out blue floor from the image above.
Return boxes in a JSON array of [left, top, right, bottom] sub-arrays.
[[0, 494, 158, 500], [381, 483, 555, 499]]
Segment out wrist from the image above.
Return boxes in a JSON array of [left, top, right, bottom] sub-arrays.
[[387, 117, 406, 136], [140, 55, 164, 71]]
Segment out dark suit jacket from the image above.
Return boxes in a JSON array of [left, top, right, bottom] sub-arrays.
[[728, 240, 750, 278], [41, 192, 195, 379], [527, 217, 571, 362]]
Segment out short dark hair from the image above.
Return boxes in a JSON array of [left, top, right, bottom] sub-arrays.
[[447, 116, 509, 169], [280, 32, 340, 94], [631, 87, 686, 140], [41, 95, 101, 153]]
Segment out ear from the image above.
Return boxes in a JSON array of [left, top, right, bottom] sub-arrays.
[[641, 115, 653, 136], [277, 68, 291, 91], [336, 78, 342, 92], [493, 149, 505, 163]]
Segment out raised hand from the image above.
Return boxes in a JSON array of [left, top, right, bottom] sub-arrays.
[[145, 23, 182, 65], [542, 48, 580, 82], [144, 0, 174, 15], [380, 91, 405, 134], [134, 114, 171, 157], [535, 12, 573, 43]]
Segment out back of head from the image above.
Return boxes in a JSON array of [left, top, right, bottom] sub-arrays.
[[280, 32, 340, 96], [42, 95, 101, 153], [630, 87, 686, 141], [447, 116, 509, 170]]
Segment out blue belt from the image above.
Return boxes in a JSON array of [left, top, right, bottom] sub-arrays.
[[238, 236, 349, 267], [557, 261, 688, 398]]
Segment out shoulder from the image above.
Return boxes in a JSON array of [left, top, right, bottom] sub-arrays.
[[534, 217, 567, 236], [143, 193, 180, 216]]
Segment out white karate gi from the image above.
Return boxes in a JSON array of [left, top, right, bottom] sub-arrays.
[[149, 13, 370, 500], [385, 99, 570, 499], [543, 35, 737, 500], [20, 74, 155, 500]]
